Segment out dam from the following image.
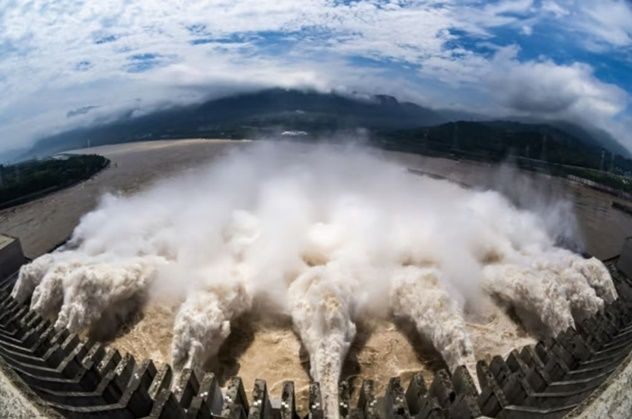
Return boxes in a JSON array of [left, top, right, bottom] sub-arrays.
[[0, 140, 631, 418], [0, 235, 631, 418]]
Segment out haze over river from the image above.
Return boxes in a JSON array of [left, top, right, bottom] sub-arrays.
[[1, 139, 629, 260]]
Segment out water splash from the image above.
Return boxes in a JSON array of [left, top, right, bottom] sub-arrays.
[[11, 142, 616, 418]]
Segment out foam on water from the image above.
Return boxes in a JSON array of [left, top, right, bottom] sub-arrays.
[[12, 142, 616, 417]]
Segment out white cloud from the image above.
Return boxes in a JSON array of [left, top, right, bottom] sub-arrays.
[[0, 0, 630, 154], [485, 46, 628, 121], [541, 1, 569, 18], [416, 43, 629, 134], [570, 0, 632, 48]]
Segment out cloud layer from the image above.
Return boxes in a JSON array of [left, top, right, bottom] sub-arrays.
[[0, 0, 631, 153]]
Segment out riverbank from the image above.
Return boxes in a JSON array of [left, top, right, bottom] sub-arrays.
[[0, 155, 109, 210]]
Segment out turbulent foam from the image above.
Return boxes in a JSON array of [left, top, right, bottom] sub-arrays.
[[288, 265, 357, 419], [172, 282, 252, 371], [573, 257, 618, 303], [482, 247, 616, 337], [12, 254, 56, 304], [19, 254, 163, 333], [11, 142, 617, 417], [482, 264, 576, 336], [54, 257, 161, 332], [30, 258, 81, 321], [534, 251, 607, 320], [390, 266, 475, 371]]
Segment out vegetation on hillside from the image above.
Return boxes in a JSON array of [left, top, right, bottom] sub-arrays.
[[11, 90, 631, 196], [0, 155, 109, 207], [376, 121, 632, 194]]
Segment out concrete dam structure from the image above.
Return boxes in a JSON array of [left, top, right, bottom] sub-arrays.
[[0, 235, 631, 418]]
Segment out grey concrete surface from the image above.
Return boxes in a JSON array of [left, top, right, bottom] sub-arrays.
[[566, 351, 632, 419], [0, 357, 62, 419]]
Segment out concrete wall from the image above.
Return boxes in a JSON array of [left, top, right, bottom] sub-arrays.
[[0, 235, 26, 280], [566, 351, 632, 418], [0, 357, 63, 418]]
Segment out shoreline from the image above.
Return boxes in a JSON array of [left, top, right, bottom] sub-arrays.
[[0, 156, 110, 211]]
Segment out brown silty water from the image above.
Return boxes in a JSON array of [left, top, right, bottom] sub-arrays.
[[108, 297, 533, 413], [1, 140, 630, 415]]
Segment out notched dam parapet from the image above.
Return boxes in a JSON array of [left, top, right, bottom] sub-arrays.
[[1, 240, 632, 418]]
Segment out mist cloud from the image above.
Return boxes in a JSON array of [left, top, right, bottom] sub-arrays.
[[12, 142, 616, 417]]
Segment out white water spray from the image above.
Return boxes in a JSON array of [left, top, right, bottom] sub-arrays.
[[390, 266, 475, 371], [11, 142, 616, 418], [288, 265, 357, 419]]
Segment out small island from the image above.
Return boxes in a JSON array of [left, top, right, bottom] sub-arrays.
[[0, 154, 109, 209]]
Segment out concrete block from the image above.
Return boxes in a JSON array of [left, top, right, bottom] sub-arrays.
[[147, 364, 172, 400], [338, 379, 351, 418], [357, 380, 378, 419], [448, 393, 482, 419], [476, 361, 507, 417], [49, 358, 156, 418], [97, 348, 122, 375], [428, 369, 455, 409], [125, 360, 156, 416], [113, 353, 136, 391], [173, 368, 198, 409], [279, 381, 298, 419], [500, 374, 530, 405], [307, 382, 323, 419], [248, 378, 272, 419], [147, 388, 187, 419], [404, 372, 426, 415], [414, 396, 443, 419], [452, 365, 478, 398], [187, 371, 223, 419], [222, 376, 249, 419], [489, 356, 511, 387], [0, 235, 27, 280], [382, 377, 410, 418]]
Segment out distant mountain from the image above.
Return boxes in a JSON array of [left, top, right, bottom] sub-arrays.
[[24, 89, 447, 158], [19, 88, 630, 168], [503, 116, 630, 159], [380, 120, 632, 172], [551, 121, 630, 159]]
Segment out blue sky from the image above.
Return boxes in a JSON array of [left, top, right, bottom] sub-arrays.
[[0, 0, 631, 154]]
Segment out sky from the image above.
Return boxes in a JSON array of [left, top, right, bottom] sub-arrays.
[[1, 0, 631, 154]]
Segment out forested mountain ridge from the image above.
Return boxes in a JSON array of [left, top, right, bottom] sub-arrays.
[[18, 89, 631, 174]]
